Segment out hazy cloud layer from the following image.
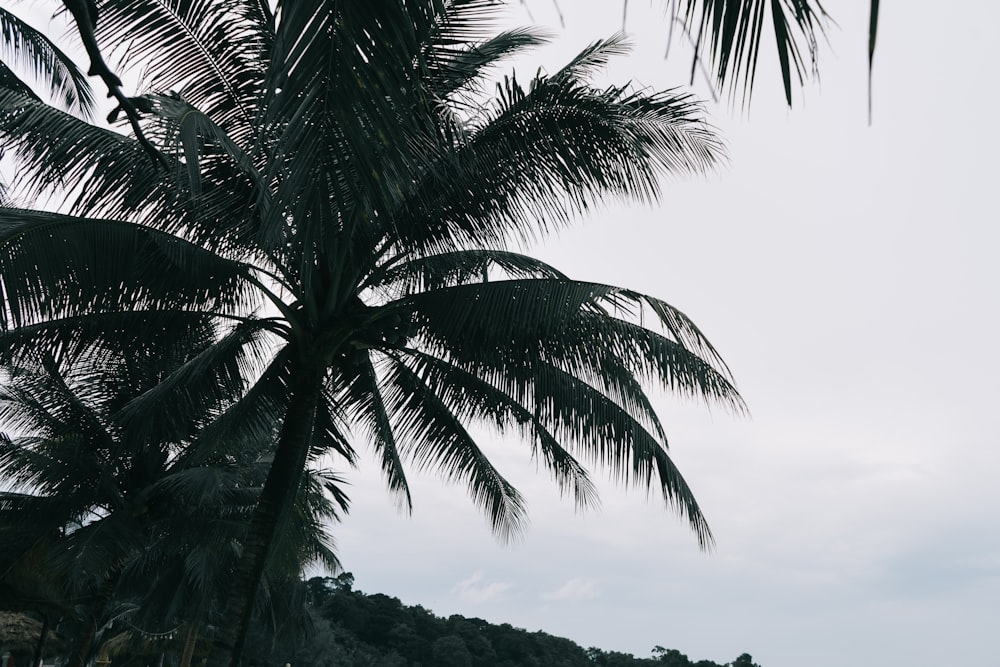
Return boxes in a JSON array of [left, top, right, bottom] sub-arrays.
[[541, 578, 600, 601], [452, 571, 512, 604]]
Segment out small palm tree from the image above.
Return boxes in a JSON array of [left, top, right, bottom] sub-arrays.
[[0, 2, 755, 665], [0, 330, 348, 667]]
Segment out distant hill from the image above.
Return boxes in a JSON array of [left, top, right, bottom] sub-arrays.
[[241, 573, 762, 667]]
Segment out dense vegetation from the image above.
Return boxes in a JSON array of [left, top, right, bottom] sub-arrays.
[[238, 573, 762, 667]]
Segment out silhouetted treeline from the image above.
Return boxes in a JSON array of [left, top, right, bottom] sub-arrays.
[[241, 574, 761, 667]]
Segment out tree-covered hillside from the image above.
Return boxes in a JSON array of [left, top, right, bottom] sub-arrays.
[[241, 574, 761, 667]]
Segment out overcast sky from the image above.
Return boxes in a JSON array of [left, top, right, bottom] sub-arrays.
[[332, 3, 1000, 666]]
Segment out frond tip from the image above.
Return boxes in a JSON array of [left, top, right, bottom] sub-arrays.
[[665, 0, 830, 107], [0, 7, 96, 118]]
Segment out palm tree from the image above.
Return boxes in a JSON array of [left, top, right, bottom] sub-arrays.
[[0, 2, 756, 665], [0, 331, 348, 667]]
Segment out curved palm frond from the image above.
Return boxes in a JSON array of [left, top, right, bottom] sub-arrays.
[[0, 209, 255, 333], [387, 36, 723, 255], [0, 61, 42, 103], [94, 0, 270, 142], [387, 347, 600, 511], [402, 278, 740, 406], [428, 27, 549, 102], [422, 0, 549, 100], [310, 381, 356, 464], [368, 248, 569, 294], [0, 7, 95, 117], [380, 353, 528, 542], [334, 349, 412, 512], [0, 89, 167, 213], [180, 346, 294, 467], [112, 320, 271, 448]]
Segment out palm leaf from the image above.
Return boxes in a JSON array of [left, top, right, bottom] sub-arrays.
[[422, 0, 547, 100], [388, 40, 722, 254], [0, 7, 95, 117], [0, 90, 166, 215], [392, 347, 599, 510], [665, 0, 828, 106], [427, 28, 548, 101], [0, 209, 254, 333], [180, 346, 294, 467], [94, 0, 269, 142], [335, 349, 412, 512], [370, 249, 568, 294], [380, 354, 528, 541], [530, 358, 712, 547], [113, 320, 270, 448]]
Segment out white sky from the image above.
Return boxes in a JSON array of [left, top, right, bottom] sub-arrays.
[[333, 2, 1000, 666]]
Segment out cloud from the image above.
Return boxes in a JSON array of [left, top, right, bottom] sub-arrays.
[[452, 571, 512, 603], [541, 577, 599, 601]]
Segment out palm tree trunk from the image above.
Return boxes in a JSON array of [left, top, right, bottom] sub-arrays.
[[209, 360, 325, 667], [179, 625, 199, 667], [32, 613, 49, 667], [66, 567, 122, 667]]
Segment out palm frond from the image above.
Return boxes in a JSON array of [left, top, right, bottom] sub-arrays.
[[387, 42, 722, 254], [423, 0, 547, 99], [369, 249, 568, 294], [272, 468, 348, 575], [336, 349, 412, 512], [181, 347, 293, 467], [310, 383, 357, 463], [0, 209, 255, 333], [0, 310, 222, 370], [147, 466, 247, 510], [667, 0, 828, 106], [114, 320, 270, 448], [0, 61, 42, 103], [529, 359, 712, 548], [0, 90, 169, 216], [427, 28, 548, 101], [381, 355, 528, 542], [94, 0, 269, 142], [0, 7, 95, 117], [551, 31, 634, 82], [392, 347, 599, 510], [138, 92, 271, 209], [258, 1, 460, 259]]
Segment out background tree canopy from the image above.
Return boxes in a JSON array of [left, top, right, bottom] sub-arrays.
[[236, 574, 764, 667]]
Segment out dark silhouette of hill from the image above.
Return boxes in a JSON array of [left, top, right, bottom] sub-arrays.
[[241, 574, 762, 667]]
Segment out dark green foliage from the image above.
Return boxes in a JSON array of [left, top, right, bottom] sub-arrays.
[[433, 635, 474, 667], [243, 576, 757, 667], [0, 5, 748, 665], [0, 334, 346, 667], [0, 7, 94, 116]]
